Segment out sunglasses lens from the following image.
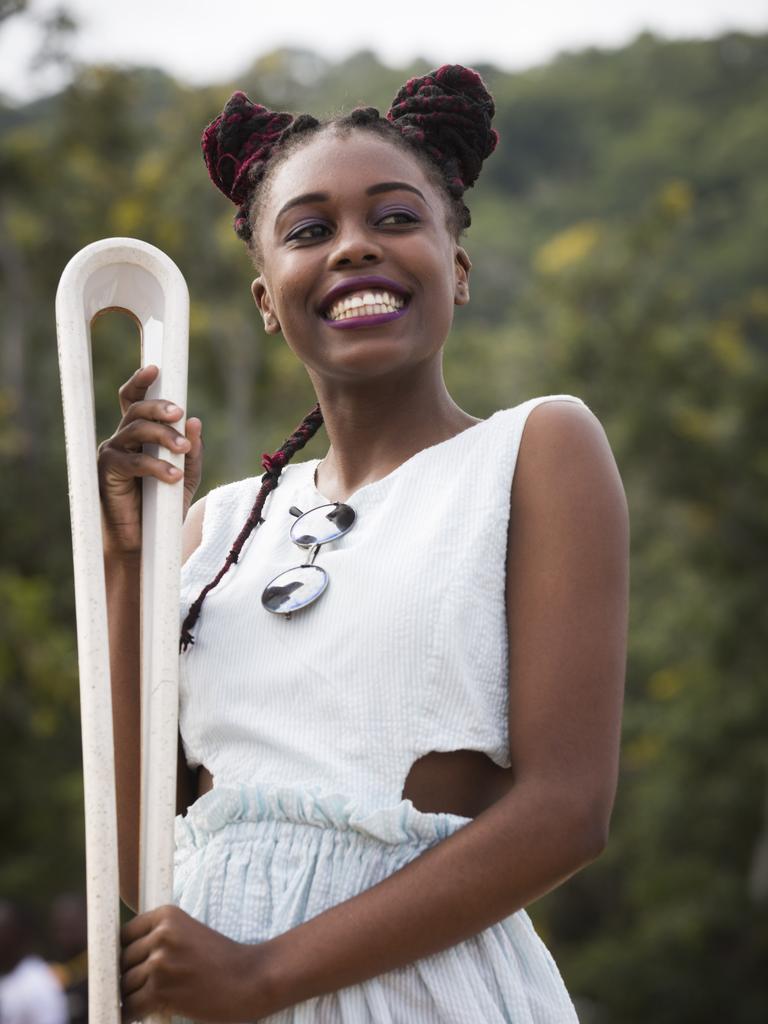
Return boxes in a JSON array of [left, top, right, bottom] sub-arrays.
[[290, 502, 356, 547], [261, 564, 329, 614]]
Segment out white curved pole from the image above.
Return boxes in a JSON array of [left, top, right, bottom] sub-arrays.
[[55, 238, 189, 1024]]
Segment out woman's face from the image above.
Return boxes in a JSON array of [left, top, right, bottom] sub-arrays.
[[251, 129, 471, 386]]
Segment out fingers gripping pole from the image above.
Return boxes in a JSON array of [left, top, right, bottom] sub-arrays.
[[56, 238, 189, 1024]]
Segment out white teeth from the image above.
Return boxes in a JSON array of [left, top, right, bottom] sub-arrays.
[[326, 288, 406, 321], [337, 305, 397, 320]]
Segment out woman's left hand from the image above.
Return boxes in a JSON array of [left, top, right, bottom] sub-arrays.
[[120, 905, 271, 1022]]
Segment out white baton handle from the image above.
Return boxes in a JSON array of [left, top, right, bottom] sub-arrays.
[[55, 238, 189, 1024]]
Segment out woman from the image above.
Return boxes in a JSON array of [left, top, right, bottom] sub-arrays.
[[99, 66, 629, 1022]]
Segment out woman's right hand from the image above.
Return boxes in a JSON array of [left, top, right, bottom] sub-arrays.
[[98, 364, 204, 556]]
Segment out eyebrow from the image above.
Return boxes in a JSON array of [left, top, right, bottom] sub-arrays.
[[275, 181, 428, 222]]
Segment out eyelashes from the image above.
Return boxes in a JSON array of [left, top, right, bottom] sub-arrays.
[[378, 209, 420, 226], [286, 221, 330, 241], [286, 208, 420, 243]]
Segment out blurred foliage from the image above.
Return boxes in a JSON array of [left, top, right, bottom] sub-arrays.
[[1, 19, 767, 1020]]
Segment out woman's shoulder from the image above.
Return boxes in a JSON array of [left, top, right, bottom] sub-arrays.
[[507, 394, 626, 522], [470, 394, 624, 524], [508, 393, 605, 454], [182, 496, 208, 565], [475, 394, 595, 467], [497, 392, 589, 422]]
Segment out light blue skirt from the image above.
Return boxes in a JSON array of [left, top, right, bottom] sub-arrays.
[[173, 785, 578, 1023]]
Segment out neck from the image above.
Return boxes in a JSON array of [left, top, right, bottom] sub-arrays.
[[309, 362, 480, 503]]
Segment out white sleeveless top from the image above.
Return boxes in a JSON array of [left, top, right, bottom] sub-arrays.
[[178, 394, 586, 812]]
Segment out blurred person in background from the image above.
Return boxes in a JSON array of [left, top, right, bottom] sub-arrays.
[[0, 900, 68, 1024], [48, 894, 87, 1024]]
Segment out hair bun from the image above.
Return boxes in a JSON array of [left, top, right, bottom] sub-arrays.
[[348, 106, 381, 125], [386, 65, 498, 196], [202, 91, 294, 207]]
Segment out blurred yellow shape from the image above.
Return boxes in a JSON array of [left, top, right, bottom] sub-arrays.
[[658, 179, 694, 218], [135, 151, 166, 190], [534, 221, 600, 275], [648, 667, 684, 701], [111, 196, 144, 234], [709, 319, 751, 374], [624, 733, 662, 769], [5, 207, 43, 246], [672, 404, 713, 441], [190, 304, 212, 334]]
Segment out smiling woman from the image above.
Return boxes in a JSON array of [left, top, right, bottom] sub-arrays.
[[98, 65, 629, 1022], [247, 132, 471, 389]]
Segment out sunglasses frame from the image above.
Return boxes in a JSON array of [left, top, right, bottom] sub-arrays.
[[261, 501, 356, 617]]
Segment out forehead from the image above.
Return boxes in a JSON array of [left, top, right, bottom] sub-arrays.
[[263, 130, 438, 212]]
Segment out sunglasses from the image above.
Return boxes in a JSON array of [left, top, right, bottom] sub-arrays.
[[261, 501, 356, 616]]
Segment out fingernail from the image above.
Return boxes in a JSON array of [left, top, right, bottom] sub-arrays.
[[165, 403, 181, 415], [168, 467, 182, 478], [174, 437, 190, 450]]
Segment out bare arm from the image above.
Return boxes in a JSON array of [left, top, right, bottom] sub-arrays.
[[175, 497, 207, 815], [103, 548, 141, 914], [120, 399, 629, 1020], [99, 365, 203, 911]]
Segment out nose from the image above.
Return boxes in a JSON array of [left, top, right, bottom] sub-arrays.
[[328, 221, 382, 268]]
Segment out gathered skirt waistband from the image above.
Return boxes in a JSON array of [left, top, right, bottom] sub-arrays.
[[172, 783, 577, 1023]]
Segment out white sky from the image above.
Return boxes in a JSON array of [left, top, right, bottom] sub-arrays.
[[1, 0, 766, 103]]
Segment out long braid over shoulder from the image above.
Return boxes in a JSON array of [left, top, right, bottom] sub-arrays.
[[184, 66, 498, 649], [179, 405, 323, 651]]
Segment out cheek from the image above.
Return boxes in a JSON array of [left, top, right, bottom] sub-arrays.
[[271, 256, 314, 309], [268, 278, 303, 324]]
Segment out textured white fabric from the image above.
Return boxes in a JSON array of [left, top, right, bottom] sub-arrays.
[[174, 395, 585, 1022]]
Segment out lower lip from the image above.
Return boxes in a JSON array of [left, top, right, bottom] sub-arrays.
[[323, 305, 408, 330]]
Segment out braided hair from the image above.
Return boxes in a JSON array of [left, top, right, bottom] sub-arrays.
[[202, 64, 498, 263], [181, 66, 498, 650], [179, 405, 323, 650]]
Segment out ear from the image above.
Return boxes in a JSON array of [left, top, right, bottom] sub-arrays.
[[251, 276, 282, 335], [454, 246, 471, 307]]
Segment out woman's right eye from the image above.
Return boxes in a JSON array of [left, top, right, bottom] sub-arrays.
[[287, 222, 330, 242]]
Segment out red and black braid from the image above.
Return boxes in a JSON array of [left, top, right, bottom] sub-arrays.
[[179, 404, 323, 651], [202, 97, 320, 241], [386, 65, 498, 201]]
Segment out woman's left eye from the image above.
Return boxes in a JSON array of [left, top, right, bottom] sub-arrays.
[[377, 210, 418, 226]]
